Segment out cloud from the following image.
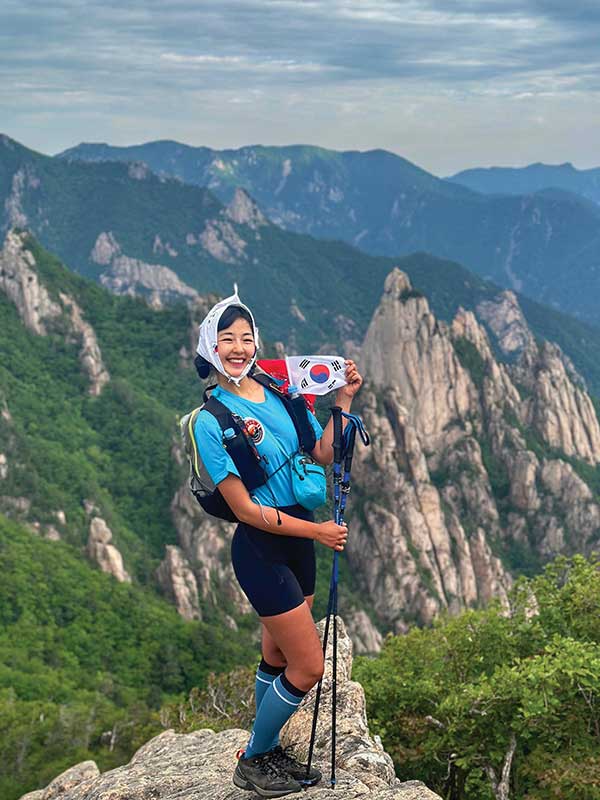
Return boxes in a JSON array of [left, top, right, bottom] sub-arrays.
[[1, 0, 599, 172]]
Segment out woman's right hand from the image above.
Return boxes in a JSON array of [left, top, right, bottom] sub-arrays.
[[315, 521, 348, 551]]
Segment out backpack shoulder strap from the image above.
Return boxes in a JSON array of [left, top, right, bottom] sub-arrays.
[[203, 395, 237, 433]]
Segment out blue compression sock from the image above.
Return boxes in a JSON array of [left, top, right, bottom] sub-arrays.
[[244, 674, 307, 759], [255, 659, 285, 713]]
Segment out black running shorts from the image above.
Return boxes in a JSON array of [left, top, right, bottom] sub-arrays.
[[231, 504, 316, 617]]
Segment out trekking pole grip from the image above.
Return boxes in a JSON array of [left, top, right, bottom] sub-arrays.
[[331, 406, 343, 465]]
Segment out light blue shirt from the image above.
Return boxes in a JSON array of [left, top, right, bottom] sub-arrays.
[[194, 384, 323, 508]]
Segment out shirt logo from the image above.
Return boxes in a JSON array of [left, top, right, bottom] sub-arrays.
[[244, 417, 265, 445]]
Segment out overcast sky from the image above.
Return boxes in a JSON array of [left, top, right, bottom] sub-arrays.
[[2, 0, 599, 175]]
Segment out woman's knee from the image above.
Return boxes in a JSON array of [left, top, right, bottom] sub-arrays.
[[306, 657, 324, 685], [262, 642, 287, 668], [288, 651, 324, 690], [261, 626, 287, 667]]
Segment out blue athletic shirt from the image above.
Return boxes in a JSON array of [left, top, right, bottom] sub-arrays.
[[194, 383, 323, 508]]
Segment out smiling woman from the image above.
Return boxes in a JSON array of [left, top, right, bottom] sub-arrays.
[[216, 310, 257, 379], [190, 286, 362, 797]]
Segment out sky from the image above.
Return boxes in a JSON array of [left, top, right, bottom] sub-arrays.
[[2, 0, 599, 176]]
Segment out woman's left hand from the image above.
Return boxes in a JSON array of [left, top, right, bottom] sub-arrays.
[[336, 359, 363, 402]]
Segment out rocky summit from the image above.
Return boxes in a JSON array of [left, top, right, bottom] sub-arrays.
[[19, 619, 441, 800]]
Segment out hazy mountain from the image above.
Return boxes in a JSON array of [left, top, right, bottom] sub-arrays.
[[447, 162, 600, 205], [56, 138, 600, 326], [1, 134, 399, 351]]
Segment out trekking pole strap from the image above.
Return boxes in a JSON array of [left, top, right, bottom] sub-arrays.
[[341, 411, 370, 446]]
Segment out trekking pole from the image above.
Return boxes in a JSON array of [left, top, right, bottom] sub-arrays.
[[329, 406, 344, 788], [327, 414, 368, 786], [305, 406, 344, 786]]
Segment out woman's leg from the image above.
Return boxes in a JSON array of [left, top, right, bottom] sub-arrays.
[[253, 593, 317, 753], [255, 628, 287, 718], [260, 594, 314, 667], [244, 601, 323, 759], [261, 599, 323, 692]]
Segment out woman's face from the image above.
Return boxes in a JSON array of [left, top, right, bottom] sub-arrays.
[[217, 316, 255, 379]]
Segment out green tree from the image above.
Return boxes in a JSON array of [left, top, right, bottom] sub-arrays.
[[354, 555, 600, 800]]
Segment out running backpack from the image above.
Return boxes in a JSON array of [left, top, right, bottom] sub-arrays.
[[180, 369, 317, 522]]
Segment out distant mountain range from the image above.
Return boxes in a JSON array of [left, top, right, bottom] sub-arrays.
[[447, 162, 600, 205], [56, 139, 600, 326], [1, 134, 399, 351]]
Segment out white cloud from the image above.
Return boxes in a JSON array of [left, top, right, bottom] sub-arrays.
[[2, 0, 600, 172]]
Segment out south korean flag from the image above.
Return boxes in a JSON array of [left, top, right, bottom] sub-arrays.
[[285, 355, 347, 396]]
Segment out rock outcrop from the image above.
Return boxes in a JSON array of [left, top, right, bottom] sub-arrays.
[[0, 230, 110, 395], [19, 761, 100, 800], [226, 187, 268, 229], [90, 232, 199, 308], [281, 617, 396, 790], [170, 485, 251, 614], [345, 609, 384, 654], [362, 271, 476, 447], [0, 229, 61, 334], [22, 617, 441, 800], [516, 340, 600, 464], [59, 292, 110, 396], [199, 218, 247, 263], [86, 517, 131, 583], [346, 269, 600, 630], [476, 290, 536, 356], [156, 545, 201, 620]]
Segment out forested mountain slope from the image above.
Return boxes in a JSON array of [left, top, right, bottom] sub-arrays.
[[1, 135, 395, 352], [57, 138, 600, 326]]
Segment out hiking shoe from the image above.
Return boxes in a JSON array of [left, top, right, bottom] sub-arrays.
[[233, 751, 302, 798], [269, 745, 322, 787]]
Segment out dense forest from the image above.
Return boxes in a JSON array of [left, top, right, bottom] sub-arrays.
[[0, 514, 258, 798]]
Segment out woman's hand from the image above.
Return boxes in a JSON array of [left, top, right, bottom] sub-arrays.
[[335, 359, 363, 403], [315, 520, 348, 551]]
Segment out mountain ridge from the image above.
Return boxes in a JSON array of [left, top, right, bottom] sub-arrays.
[[53, 137, 600, 326], [447, 160, 600, 204]]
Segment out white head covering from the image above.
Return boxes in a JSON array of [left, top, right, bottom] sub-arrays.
[[196, 284, 260, 386]]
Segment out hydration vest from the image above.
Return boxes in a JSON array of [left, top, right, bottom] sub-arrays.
[[180, 370, 317, 522]]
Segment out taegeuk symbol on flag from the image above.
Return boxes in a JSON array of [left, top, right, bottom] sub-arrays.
[[285, 356, 347, 396]]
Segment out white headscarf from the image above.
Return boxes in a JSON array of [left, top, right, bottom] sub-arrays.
[[196, 284, 260, 386]]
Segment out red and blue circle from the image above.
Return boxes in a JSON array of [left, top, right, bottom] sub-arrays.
[[309, 364, 330, 384]]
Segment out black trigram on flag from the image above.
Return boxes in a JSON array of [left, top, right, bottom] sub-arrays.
[[301, 377, 309, 388], [331, 359, 342, 372], [327, 380, 337, 389], [299, 358, 310, 369]]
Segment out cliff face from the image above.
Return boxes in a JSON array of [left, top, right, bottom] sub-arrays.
[[90, 231, 199, 308], [347, 269, 600, 632], [0, 230, 110, 395]]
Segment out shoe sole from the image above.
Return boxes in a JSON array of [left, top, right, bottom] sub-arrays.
[[233, 770, 302, 797]]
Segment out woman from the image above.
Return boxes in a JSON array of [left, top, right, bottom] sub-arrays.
[[193, 288, 362, 798]]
